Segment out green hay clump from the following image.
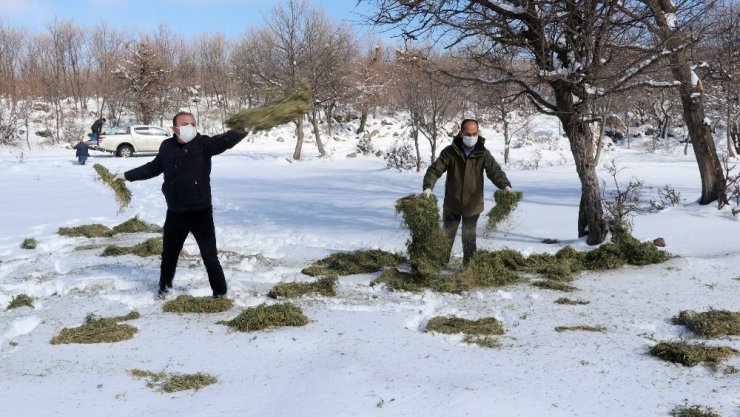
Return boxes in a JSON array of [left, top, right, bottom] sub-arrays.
[[395, 194, 449, 277], [610, 225, 671, 266], [555, 297, 590, 305], [371, 268, 430, 293], [101, 237, 163, 257], [162, 295, 234, 314], [111, 216, 163, 234], [673, 310, 740, 338], [58, 224, 113, 238], [267, 276, 337, 299], [555, 325, 606, 332], [225, 81, 311, 131], [670, 404, 723, 417], [129, 369, 217, 393], [532, 280, 578, 292], [93, 163, 132, 212], [426, 316, 505, 336], [8, 294, 34, 309], [430, 251, 521, 294], [50, 311, 140, 344], [20, 238, 37, 249], [302, 249, 404, 277], [486, 189, 523, 234], [649, 341, 738, 367], [218, 303, 309, 332]]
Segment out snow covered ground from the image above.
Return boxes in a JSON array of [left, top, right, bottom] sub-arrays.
[[0, 115, 738, 417]]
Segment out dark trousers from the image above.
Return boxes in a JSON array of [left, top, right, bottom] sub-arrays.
[[443, 211, 480, 265], [160, 208, 227, 295], [78, 156, 87, 165]]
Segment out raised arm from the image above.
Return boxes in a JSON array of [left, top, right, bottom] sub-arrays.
[[124, 153, 163, 181], [202, 130, 248, 157]]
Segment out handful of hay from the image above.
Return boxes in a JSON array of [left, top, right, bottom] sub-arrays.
[[486, 189, 523, 234], [93, 163, 132, 213], [395, 194, 448, 277], [225, 81, 312, 132]]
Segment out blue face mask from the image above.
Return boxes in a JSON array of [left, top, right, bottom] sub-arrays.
[[462, 135, 478, 147]]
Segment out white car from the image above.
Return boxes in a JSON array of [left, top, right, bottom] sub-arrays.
[[88, 125, 171, 157]]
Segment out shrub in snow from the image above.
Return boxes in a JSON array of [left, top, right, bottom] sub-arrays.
[[384, 140, 420, 171], [357, 136, 374, 154]]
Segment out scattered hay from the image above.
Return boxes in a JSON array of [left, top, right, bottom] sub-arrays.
[[555, 297, 590, 305], [101, 237, 163, 257], [58, 224, 112, 238], [610, 225, 671, 266], [267, 276, 337, 299], [225, 81, 311, 131], [555, 325, 606, 332], [93, 163, 132, 212], [542, 238, 560, 244], [395, 194, 449, 276], [302, 249, 404, 277], [111, 216, 163, 234], [20, 238, 37, 249], [162, 295, 234, 313], [486, 189, 523, 234], [129, 369, 217, 393], [218, 303, 309, 332], [463, 335, 501, 348], [426, 316, 505, 336], [429, 251, 521, 294], [371, 268, 429, 293], [50, 311, 140, 344], [74, 244, 107, 252], [8, 294, 34, 309], [673, 310, 740, 338], [669, 404, 724, 417], [532, 280, 578, 292], [649, 341, 738, 367]]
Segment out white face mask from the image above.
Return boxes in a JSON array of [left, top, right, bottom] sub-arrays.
[[177, 124, 197, 143], [462, 135, 478, 147]]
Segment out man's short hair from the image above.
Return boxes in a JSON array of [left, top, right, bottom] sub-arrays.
[[461, 119, 479, 130], [172, 111, 194, 126]]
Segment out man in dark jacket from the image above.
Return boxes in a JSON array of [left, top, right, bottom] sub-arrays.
[[90, 117, 106, 141], [422, 119, 513, 265], [116, 111, 247, 299], [73, 138, 90, 165]]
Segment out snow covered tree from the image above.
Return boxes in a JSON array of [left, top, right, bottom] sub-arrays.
[[113, 41, 167, 125]]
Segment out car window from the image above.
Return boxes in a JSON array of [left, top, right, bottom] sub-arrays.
[[134, 127, 169, 136]]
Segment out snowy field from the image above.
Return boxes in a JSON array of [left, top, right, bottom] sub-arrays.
[[0, 115, 738, 417]]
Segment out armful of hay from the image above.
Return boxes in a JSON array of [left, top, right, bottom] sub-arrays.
[[93, 163, 132, 213], [486, 189, 523, 234], [225, 81, 312, 132]]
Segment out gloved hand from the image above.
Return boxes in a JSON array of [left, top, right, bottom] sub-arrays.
[[422, 188, 433, 198], [113, 173, 126, 182]]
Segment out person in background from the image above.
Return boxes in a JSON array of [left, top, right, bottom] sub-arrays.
[[73, 138, 90, 165], [422, 118, 513, 265], [90, 117, 106, 142], [114, 111, 247, 299]]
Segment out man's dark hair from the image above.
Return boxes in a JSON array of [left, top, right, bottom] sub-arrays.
[[172, 111, 194, 126], [461, 119, 479, 130]]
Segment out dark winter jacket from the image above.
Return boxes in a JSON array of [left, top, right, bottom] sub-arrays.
[[124, 130, 247, 213], [423, 136, 511, 217], [91, 118, 105, 135], [73, 141, 90, 157]]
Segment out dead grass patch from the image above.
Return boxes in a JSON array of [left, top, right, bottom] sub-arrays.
[[93, 163, 132, 212], [268, 276, 337, 299], [532, 280, 578, 292], [101, 237, 163, 257], [51, 311, 140, 344], [8, 294, 34, 309], [129, 369, 217, 393], [371, 268, 429, 293], [218, 303, 309, 332], [649, 341, 738, 367], [463, 335, 501, 348], [486, 189, 523, 234], [555, 325, 606, 332], [58, 224, 112, 238], [302, 249, 404, 277], [162, 295, 234, 313], [669, 404, 724, 417], [555, 297, 590, 305], [112, 216, 163, 234], [673, 310, 740, 338], [20, 238, 37, 249], [426, 316, 505, 336]]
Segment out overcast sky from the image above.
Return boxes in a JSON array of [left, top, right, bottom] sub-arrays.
[[0, 0, 383, 38]]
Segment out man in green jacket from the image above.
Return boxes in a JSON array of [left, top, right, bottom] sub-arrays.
[[422, 119, 512, 265]]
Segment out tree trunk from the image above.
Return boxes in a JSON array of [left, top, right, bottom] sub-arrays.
[[310, 109, 326, 156], [727, 97, 737, 157], [412, 129, 421, 172], [356, 105, 368, 134], [326, 101, 335, 136], [293, 118, 304, 160]]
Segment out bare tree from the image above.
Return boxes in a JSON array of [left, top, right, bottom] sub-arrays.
[[113, 41, 167, 124]]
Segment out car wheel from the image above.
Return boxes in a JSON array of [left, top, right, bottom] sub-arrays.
[[117, 144, 134, 158]]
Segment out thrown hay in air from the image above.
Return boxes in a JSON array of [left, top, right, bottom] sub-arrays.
[[58, 224, 112, 238], [129, 369, 217, 393], [395, 194, 448, 277], [486, 189, 523, 234], [225, 81, 312, 132], [267, 276, 337, 299], [218, 303, 309, 332], [20, 238, 37, 249], [50, 311, 140, 344], [302, 249, 404, 277], [162, 295, 234, 314], [93, 163, 132, 212], [673, 310, 740, 338], [101, 237, 163, 257], [426, 316, 505, 336], [112, 216, 163, 234], [554, 325, 606, 332], [7, 294, 34, 310], [649, 341, 737, 367]]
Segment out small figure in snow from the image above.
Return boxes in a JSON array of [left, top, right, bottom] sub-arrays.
[[114, 111, 247, 299], [422, 118, 513, 265], [73, 138, 90, 165], [90, 117, 106, 142]]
